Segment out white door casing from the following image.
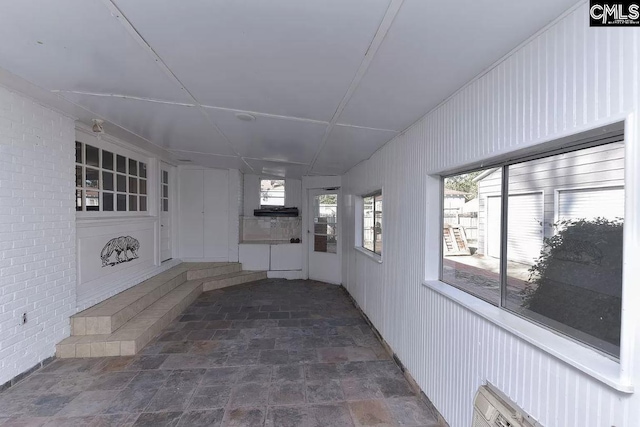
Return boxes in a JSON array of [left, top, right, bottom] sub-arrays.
[[160, 164, 173, 262]]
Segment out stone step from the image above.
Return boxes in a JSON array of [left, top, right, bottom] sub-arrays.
[[71, 262, 239, 336], [203, 270, 268, 292], [57, 279, 204, 358], [186, 262, 241, 281], [56, 267, 268, 358]]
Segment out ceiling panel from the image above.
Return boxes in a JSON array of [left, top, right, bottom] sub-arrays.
[[243, 159, 310, 179], [205, 108, 328, 164], [0, 0, 189, 103], [169, 151, 248, 171], [62, 93, 236, 156], [312, 125, 398, 175], [113, 0, 391, 121], [338, 0, 578, 131]]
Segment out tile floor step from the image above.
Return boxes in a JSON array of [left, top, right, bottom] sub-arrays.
[[57, 279, 205, 358], [203, 270, 268, 292], [71, 262, 238, 336], [185, 262, 242, 281]]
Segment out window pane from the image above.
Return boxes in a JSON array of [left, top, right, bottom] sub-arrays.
[[117, 174, 127, 192], [140, 196, 147, 211], [374, 194, 383, 255], [502, 142, 624, 357], [313, 193, 337, 253], [117, 194, 126, 211], [85, 168, 99, 188], [86, 145, 99, 167], [129, 159, 137, 176], [76, 166, 83, 187], [362, 196, 374, 252], [103, 192, 114, 211], [102, 150, 114, 170], [129, 177, 138, 194], [140, 162, 147, 178], [129, 195, 137, 211], [162, 184, 168, 198], [116, 155, 126, 173], [260, 179, 285, 206], [163, 198, 168, 212], [75, 142, 82, 164], [76, 189, 82, 211], [442, 168, 499, 306], [85, 190, 99, 211], [139, 179, 147, 195], [162, 170, 168, 184], [103, 171, 114, 191]]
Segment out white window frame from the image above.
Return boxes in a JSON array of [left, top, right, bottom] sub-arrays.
[[354, 189, 383, 264], [424, 118, 637, 393], [75, 132, 152, 218], [259, 178, 286, 208]]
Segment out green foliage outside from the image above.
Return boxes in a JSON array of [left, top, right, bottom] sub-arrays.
[[524, 218, 623, 350], [444, 171, 482, 201]]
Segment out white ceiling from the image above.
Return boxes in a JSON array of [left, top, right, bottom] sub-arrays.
[[0, 0, 578, 178]]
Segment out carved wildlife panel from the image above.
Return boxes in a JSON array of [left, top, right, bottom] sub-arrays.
[[101, 235, 140, 267]]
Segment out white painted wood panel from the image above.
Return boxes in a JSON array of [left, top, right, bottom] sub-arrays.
[[204, 169, 229, 260], [179, 169, 205, 259], [342, 4, 640, 426]]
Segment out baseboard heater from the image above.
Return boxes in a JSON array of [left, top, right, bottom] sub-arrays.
[[253, 207, 299, 217]]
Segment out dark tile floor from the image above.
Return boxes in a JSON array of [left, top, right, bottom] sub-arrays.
[[0, 279, 440, 426]]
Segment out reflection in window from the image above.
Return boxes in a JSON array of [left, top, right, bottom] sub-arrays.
[[441, 140, 624, 357]]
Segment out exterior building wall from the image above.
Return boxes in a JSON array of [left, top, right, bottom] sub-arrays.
[[342, 3, 640, 426]]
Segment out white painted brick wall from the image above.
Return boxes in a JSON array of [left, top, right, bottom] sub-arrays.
[[0, 86, 76, 385]]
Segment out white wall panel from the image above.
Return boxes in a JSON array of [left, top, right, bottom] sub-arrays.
[[342, 4, 639, 426]]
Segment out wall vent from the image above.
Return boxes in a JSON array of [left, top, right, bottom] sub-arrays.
[[473, 386, 536, 427]]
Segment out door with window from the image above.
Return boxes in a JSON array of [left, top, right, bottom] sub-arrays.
[[160, 164, 173, 262], [308, 189, 341, 284]]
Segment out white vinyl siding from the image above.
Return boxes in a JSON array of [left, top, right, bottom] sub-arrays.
[[557, 187, 625, 223]]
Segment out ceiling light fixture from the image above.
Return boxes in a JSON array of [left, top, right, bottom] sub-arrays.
[[92, 119, 104, 133], [235, 113, 256, 122]]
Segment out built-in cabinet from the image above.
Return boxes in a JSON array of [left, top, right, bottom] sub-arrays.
[[179, 168, 230, 261], [239, 243, 303, 277]]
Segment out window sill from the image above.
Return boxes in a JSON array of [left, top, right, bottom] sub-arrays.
[[422, 280, 633, 393], [354, 246, 382, 264]]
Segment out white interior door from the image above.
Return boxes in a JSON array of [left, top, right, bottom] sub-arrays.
[[160, 164, 173, 262], [308, 189, 341, 284]]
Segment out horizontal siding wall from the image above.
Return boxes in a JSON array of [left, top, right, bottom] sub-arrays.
[[342, 3, 639, 427]]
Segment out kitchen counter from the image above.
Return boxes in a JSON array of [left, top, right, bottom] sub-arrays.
[[239, 240, 301, 245]]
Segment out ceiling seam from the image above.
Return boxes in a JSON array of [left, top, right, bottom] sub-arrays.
[[306, 0, 405, 175], [100, 0, 254, 173], [61, 95, 180, 164]]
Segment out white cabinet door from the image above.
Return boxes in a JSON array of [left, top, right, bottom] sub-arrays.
[[179, 169, 204, 259], [270, 244, 302, 271], [239, 244, 270, 270]]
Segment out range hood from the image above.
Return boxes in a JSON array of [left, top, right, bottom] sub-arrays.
[[253, 207, 299, 217]]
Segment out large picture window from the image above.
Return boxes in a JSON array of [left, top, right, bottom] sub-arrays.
[[75, 141, 148, 213], [362, 191, 382, 255], [441, 139, 624, 357]]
